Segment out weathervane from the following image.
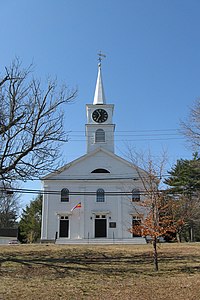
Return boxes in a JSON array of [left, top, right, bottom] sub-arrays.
[[98, 51, 106, 67]]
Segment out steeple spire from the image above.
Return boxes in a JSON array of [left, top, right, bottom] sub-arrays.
[[93, 52, 106, 105]]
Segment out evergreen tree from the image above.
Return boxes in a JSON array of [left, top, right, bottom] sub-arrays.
[[19, 194, 42, 243], [164, 154, 200, 241], [165, 154, 200, 194]]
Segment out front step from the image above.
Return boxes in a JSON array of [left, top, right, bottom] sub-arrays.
[[56, 237, 146, 245]]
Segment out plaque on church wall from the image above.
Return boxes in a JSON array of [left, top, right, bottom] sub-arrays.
[[109, 222, 116, 228]]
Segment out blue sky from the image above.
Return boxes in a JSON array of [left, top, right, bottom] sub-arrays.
[[1, 0, 200, 204]]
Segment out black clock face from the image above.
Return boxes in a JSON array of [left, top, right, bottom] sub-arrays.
[[92, 109, 108, 123]]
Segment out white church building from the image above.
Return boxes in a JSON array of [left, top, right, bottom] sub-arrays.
[[41, 60, 147, 244]]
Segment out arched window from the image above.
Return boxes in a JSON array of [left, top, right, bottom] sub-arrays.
[[95, 129, 105, 143], [132, 189, 140, 202], [96, 188, 105, 202], [91, 168, 110, 173], [61, 188, 69, 202]]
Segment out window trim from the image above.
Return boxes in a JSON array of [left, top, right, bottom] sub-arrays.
[[132, 189, 140, 202], [61, 188, 69, 202], [91, 168, 110, 173], [96, 188, 105, 203]]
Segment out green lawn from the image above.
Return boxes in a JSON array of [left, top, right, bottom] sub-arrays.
[[0, 243, 200, 299]]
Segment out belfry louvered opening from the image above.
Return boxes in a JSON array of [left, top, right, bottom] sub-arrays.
[[95, 129, 105, 142]]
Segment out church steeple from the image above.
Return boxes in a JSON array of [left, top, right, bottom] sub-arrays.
[[93, 63, 106, 105], [85, 55, 115, 153]]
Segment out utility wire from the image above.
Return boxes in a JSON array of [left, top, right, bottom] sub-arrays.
[[67, 128, 183, 141], [69, 138, 184, 142], [70, 128, 180, 133], [1, 187, 198, 196]]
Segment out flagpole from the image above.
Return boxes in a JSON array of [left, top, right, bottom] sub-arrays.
[[78, 207, 80, 239], [70, 202, 81, 239]]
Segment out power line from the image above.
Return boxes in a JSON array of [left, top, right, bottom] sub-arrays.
[[0, 188, 142, 195], [69, 137, 184, 142], [70, 133, 181, 137], [1, 187, 198, 196], [70, 128, 180, 133], [67, 129, 184, 141]]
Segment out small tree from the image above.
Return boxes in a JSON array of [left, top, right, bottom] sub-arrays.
[[19, 194, 42, 243], [132, 191, 185, 270], [128, 150, 184, 271], [0, 58, 77, 181]]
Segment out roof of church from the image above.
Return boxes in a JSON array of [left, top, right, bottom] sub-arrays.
[[93, 63, 106, 105]]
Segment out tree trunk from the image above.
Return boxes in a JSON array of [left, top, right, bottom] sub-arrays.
[[153, 236, 159, 271], [176, 232, 181, 243], [190, 224, 194, 242]]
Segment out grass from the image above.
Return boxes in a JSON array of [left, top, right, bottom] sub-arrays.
[[0, 243, 200, 299]]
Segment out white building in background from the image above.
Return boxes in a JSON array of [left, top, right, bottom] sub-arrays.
[[41, 60, 147, 244]]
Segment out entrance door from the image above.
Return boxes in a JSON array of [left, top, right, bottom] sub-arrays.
[[95, 219, 107, 238], [59, 218, 69, 238]]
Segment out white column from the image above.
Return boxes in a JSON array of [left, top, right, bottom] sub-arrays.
[[41, 185, 49, 240], [80, 187, 85, 238], [117, 194, 123, 239]]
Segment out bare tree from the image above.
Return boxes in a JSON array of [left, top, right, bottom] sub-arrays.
[[0, 182, 21, 228], [181, 99, 200, 149], [0, 58, 77, 181], [165, 192, 200, 242]]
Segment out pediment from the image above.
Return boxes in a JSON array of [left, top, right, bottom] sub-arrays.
[[42, 147, 146, 181]]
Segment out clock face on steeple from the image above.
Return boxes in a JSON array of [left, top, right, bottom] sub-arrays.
[[92, 109, 108, 123]]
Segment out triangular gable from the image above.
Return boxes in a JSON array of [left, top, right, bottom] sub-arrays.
[[42, 147, 147, 180]]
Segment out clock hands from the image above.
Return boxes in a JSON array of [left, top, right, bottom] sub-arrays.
[[96, 110, 101, 122]]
